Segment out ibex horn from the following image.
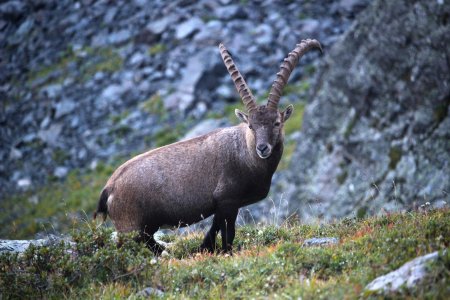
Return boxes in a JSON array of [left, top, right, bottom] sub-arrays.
[[219, 43, 257, 113], [267, 39, 322, 110]]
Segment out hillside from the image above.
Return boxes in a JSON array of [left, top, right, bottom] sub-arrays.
[[1, 208, 448, 298]]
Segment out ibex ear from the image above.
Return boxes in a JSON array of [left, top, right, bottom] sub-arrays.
[[282, 104, 294, 122], [235, 109, 249, 124]]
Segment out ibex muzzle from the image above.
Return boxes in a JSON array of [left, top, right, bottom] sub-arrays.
[[94, 39, 322, 254]]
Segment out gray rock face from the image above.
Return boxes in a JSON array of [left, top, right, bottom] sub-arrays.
[[365, 251, 442, 292], [182, 118, 229, 141], [284, 0, 450, 221], [0, 0, 366, 202], [0, 235, 73, 253]]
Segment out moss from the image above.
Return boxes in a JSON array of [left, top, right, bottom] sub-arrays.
[[282, 81, 310, 96], [148, 43, 166, 56], [153, 123, 187, 148], [356, 206, 368, 219], [140, 93, 166, 119], [52, 148, 70, 164], [433, 100, 449, 123], [283, 102, 306, 135], [389, 147, 402, 170], [344, 114, 358, 139], [277, 140, 297, 170], [26, 46, 123, 88], [336, 170, 348, 185], [110, 109, 129, 125]]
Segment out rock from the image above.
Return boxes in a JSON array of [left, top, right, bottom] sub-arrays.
[[284, 0, 450, 221], [103, 6, 117, 23], [365, 251, 443, 292], [0, 236, 74, 254], [129, 51, 146, 66], [300, 19, 320, 35], [54, 99, 76, 119], [302, 237, 339, 247], [41, 83, 62, 98], [136, 287, 164, 298], [145, 15, 175, 35], [38, 123, 63, 147], [98, 84, 127, 108], [182, 118, 229, 140], [253, 24, 273, 45], [175, 17, 203, 40], [53, 166, 69, 178], [17, 178, 31, 190], [107, 29, 132, 44], [215, 5, 247, 20], [164, 48, 225, 112], [216, 84, 234, 100], [16, 17, 34, 36], [9, 147, 23, 160], [0, 1, 27, 21]]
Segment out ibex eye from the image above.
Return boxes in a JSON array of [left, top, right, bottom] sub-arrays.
[[274, 122, 281, 127], [249, 125, 253, 130]]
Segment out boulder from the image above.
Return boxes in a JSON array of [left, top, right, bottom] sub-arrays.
[[284, 0, 450, 221], [365, 251, 443, 292]]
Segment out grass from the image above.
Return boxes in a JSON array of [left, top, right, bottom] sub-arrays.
[[148, 43, 166, 56], [0, 208, 448, 298], [26, 46, 123, 88], [283, 102, 306, 135], [0, 160, 122, 239]]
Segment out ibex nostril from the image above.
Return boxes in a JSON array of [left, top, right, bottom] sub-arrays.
[[257, 144, 268, 152]]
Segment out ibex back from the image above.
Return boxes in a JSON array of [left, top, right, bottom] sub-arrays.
[[94, 39, 322, 253]]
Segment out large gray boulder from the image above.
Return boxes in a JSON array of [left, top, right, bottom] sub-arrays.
[[286, 0, 450, 221], [365, 251, 443, 292]]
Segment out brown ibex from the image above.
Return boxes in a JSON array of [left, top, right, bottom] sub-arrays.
[[94, 39, 322, 253]]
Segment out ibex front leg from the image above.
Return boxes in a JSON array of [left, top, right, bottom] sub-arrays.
[[200, 214, 220, 252], [220, 209, 238, 253]]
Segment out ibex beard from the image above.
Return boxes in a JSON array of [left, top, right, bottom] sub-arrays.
[[94, 39, 322, 254]]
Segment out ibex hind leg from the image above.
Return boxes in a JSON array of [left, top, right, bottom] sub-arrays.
[[138, 226, 164, 255]]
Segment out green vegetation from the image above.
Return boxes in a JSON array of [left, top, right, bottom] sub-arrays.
[[0, 208, 448, 298], [140, 93, 166, 118], [27, 46, 123, 87], [277, 139, 297, 171], [282, 81, 310, 96], [388, 147, 402, 170], [153, 123, 187, 148], [0, 160, 122, 239], [148, 43, 166, 56], [283, 102, 306, 135]]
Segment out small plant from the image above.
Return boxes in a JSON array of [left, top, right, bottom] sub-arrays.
[[148, 43, 166, 56]]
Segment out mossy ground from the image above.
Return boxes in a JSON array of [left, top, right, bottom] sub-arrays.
[[1, 208, 448, 299]]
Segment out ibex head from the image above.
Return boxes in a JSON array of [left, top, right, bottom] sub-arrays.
[[220, 39, 323, 159]]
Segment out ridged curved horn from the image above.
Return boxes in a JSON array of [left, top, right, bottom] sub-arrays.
[[219, 43, 257, 113], [267, 39, 323, 110]]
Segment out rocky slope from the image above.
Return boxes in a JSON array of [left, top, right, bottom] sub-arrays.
[[0, 0, 365, 198], [282, 0, 450, 221]]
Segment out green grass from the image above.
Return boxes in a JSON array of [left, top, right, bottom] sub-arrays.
[[283, 102, 306, 135], [26, 46, 123, 88], [0, 160, 122, 239], [148, 43, 166, 56], [1, 208, 448, 299]]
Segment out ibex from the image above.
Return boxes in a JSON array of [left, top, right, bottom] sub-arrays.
[[94, 39, 322, 253]]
